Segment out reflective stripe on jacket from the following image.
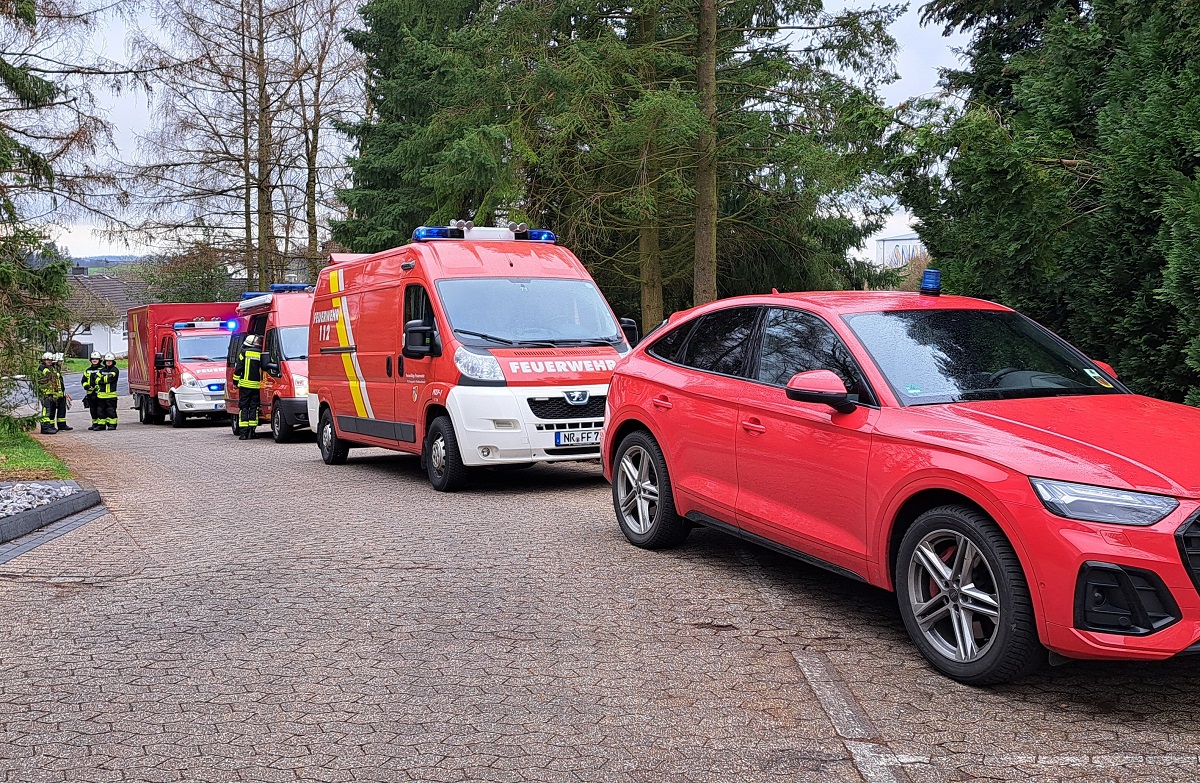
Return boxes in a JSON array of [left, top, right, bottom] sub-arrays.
[[95, 367, 120, 398], [39, 365, 62, 396], [82, 365, 101, 393], [235, 349, 262, 389]]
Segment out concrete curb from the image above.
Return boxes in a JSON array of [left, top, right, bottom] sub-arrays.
[[0, 482, 103, 544]]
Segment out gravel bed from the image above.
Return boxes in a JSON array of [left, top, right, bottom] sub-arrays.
[[0, 483, 79, 518]]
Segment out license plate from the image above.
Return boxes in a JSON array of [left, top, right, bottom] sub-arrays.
[[555, 430, 600, 446]]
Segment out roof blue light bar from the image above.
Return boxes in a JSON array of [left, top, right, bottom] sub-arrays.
[[525, 229, 556, 243], [242, 291, 269, 299], [269, 283, 310, 292], [413, 226, 461, 241], [225, 320, 239, 330], [172, 322, 186, 328]]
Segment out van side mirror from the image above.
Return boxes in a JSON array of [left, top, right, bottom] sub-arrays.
[[619, 317, 639, 347], [263, 359, 281, 376], [785, 370, 856, 414], [402, 319, 437, 360], [154, 352, 173, 370], [1093, 359, 1118, 379]]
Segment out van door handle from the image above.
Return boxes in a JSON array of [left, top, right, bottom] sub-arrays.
[[740, 419, 766, 434], [386, 356, 393, 377], [651, 395, 672, 410]]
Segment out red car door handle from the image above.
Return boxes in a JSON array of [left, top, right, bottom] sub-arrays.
[[651, 395, 673, 409], [741, 419, 766, 433]]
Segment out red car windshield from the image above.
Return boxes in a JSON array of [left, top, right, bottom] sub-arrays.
[[843, 309, 1124, 406]]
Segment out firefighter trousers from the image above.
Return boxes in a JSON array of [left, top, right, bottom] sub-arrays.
[[96, 397, 118, 428], [238, 387, 261, 428]]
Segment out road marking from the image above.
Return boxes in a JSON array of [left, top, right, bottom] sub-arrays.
[[791, 651, 878, 740]]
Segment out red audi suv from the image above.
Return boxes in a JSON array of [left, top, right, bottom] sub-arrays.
[[601, 277, 1200, 683]]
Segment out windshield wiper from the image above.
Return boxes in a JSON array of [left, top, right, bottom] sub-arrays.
[[548, 338, 620, 347], [453, 329, 554, 348], [181, 356, 211, 361]]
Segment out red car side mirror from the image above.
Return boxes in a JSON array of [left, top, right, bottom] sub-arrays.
[[785, 370, 857, 414], [1093, 360, 1118, 380]]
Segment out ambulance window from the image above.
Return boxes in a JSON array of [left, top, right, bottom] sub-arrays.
[[405, 285, 436, 329]]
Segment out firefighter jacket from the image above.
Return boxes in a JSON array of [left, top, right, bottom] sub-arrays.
[[38, 364, 63, 397], [95, 366, 120, 398], [82, 363, 102, 395], [234, 348, 262, 390]]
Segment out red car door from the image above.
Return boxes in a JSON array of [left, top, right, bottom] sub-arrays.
[[735, 307, 877, 577], [644, 307, 761, 522]]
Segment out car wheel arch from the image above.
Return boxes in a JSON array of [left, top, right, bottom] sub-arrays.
[[878, 480, 1051, 645]]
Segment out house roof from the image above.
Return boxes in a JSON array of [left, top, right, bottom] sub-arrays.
[[67, 275, 155, 316]]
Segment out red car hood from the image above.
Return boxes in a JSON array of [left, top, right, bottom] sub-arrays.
[[886, 394, 1200, 498]]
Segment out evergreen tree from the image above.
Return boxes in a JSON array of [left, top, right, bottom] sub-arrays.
[[896, 0, 1200, 402]]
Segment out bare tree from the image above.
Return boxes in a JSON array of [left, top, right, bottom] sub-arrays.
[[122, 0, 361, 286]]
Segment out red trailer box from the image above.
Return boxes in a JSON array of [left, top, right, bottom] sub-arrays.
[[308, 224, 638, 491], [224, 285, 316, 442], [127, 303, 239, 427]]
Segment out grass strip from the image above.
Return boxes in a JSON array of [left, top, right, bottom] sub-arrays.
[[0, 429, 72, 480]]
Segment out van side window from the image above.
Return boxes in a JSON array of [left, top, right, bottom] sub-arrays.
[[405, 285, 437, 330], [262, 329, 278, 364], [227, 334, 245, 367], [160, 336, 173, 360]]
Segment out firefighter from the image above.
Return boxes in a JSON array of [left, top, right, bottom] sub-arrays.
[[233, 333, 263, 439], [51, 353, 72, 431], [37, 352, 61, 434], [81, 351, 103, 430], [95, 353, 120, 430]]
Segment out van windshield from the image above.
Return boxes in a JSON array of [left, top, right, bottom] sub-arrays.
[[435, 278, 622, 347], [276, 326, 309, 360], [178, 334, 231, 362]]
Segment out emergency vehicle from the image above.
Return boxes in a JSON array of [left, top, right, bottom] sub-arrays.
[[224, 284, 317, 443], [127, 303, 239, 427], [308, 222, 638, 491]]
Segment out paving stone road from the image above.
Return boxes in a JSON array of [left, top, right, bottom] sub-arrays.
[[4, 399, 1200, 782]]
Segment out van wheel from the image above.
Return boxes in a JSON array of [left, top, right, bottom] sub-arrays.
[[425, 416, 470, 492], [318, 408, 348, 465], [137, 396, 150, 424], [895, 505, 1043, 685], [271, 404, 293, 444], [169, 397, 187, 428]]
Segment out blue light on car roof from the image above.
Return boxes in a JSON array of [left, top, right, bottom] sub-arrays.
[[525, 229, 556, 243], [920, 269, 942, 296], [269, 283, 309, 292], [225, 320, 239, 330], [172, 322, 186, 328], [242, 291, 269, 299]]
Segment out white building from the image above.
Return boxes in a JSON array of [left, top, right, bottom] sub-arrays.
[[65, 275, 152, 358], [876, 232, 927, 269]]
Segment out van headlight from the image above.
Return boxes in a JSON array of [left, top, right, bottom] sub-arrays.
[[293, 375, 308, 398], [181, 372, 201, 388], [454, 346, 505, 382], [1030, 478, 1179, 526]]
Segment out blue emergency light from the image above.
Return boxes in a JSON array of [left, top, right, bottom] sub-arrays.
[[172, 322, 187, 328], [242, 291, 269, 299], [412, 226, 458, 241], [225, 320, 239, 330], [269, 283, 310, 292], [920, 269, 942, 296], [207, 383, 223, 392], [526, 229, 556, 242]]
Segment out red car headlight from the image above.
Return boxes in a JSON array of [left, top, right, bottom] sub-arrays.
[[1030, 477, 1178, 526]]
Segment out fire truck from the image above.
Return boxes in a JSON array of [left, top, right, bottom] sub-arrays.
[[127, 303, 239, 427], [308, 222, 638, 491], [224, 284, 317, 442]]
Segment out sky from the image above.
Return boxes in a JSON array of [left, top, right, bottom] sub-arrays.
[[53, 2, 968, 260]]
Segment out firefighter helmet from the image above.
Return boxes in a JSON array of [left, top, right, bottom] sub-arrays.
[[41, 351, 53, 360], [90, 351, 101, 360], [244, 334, 261, 348], [53, 352, 63, 362], [103, 353, 115, 361]]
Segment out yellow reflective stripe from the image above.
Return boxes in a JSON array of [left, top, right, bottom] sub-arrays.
[[329, 269, 368, 418]]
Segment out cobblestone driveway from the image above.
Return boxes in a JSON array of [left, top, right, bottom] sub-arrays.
[[3, 400, 1200, 782]]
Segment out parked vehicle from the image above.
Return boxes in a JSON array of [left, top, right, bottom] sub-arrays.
[[602, 271, 1200, 684], [308, 222, 637, 491], [225, 284, 315, 443], [127, 304, 239, 427]]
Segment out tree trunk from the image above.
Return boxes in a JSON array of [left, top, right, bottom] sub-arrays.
[[693, 0, 718, 306], [254, 0, 275, 287], [240, 0, 255, 289], [638, 5, 663, 328], [305, 101, 321, 281]]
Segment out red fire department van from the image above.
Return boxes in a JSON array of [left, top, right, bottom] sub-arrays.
[[308, 223, 638, 491], [127, 303, 239, 427], [224, 284, 316, 442]]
